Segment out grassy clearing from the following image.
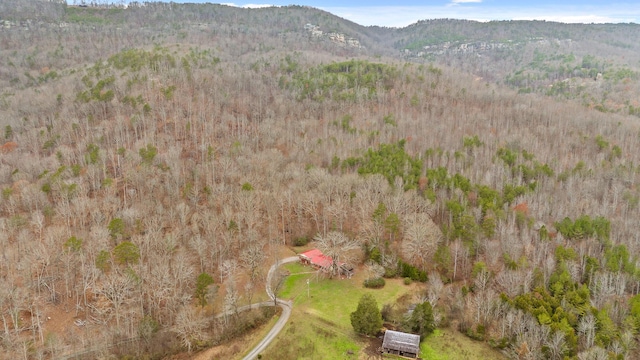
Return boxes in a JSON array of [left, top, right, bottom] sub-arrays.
[[280, 262, 413, 328], [421, 328, 506, 360], [260, 315, 360, 359], [262, 263, 415, 359], [269, 262, 507, 360]]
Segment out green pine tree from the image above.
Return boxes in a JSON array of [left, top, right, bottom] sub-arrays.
[[350, 294, 383, 336], [406, 301, 435, 338], [195, 272, 214, 307]]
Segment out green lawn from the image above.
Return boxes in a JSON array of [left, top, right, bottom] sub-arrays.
[[263, 263, 415, 359], [280, 263, 411, 328], [421, 329, 506, 360], [266, 263, 506, 360]]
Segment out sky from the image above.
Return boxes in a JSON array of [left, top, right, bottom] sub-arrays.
[[211, 0, 640, 28]]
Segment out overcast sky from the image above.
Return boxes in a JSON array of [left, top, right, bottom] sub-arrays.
[[210, 0, 640, 27]]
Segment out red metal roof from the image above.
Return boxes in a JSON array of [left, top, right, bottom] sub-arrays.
[[299, 249, 333, 269]]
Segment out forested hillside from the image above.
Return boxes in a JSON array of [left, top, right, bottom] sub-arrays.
[[393, 20, 640, 117], [1, 2, 640, 359]]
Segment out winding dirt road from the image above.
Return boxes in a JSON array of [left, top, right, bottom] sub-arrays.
[[241, 256, 299, 360]]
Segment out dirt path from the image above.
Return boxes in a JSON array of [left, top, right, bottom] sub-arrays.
[[242, 256, 299, 360], [241, 299, 292, 360], [193, 256, 299, 360]]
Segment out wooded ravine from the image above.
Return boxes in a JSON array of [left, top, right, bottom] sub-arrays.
[[1, 1, 640, 359]]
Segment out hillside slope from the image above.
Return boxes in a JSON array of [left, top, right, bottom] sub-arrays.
[[1, 2, 640, 359]]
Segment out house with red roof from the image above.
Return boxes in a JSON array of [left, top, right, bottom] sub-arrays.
[[299, 249, 354, 277], [299, 249, 332, 269]]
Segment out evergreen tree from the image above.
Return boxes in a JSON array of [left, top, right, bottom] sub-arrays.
[[113, 241, 140, 265], [350, 294, 383, 336], [195, 272, 214, 307], [406, 301, 435, 338]]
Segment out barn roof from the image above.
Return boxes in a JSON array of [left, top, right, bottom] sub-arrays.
[[299, 249, 333, 269], [382, 330, 420, 355], [300, 248, 322, 260]]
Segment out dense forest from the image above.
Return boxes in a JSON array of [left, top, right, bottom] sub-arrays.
[[1, 1, 640, 359]]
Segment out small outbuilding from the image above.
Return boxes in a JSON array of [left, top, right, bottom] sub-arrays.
[[339, 263, 355, 278], [381, 330, 420, 359]]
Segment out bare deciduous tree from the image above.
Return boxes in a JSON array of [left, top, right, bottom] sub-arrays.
[[240, 243, 265, 281], [172, 306, 208, 352], [401, 214, 442, 270], [577, 346, 609, 360], [218, 259, 238, 284], [99, 273, 134, 327], [223, 279, 239, 321], [578, 313, 596, 349], [545, 330, 568, 360], [313, 231, 359, 278], [364, 260, 385, 280], [426, 275, 444, 308]]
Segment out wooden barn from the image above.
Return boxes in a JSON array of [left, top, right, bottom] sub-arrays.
[[381, 330, 420, 358]]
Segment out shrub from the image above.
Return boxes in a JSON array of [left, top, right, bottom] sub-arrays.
[[398, 260, 428, 282], [489, 337, 510, 349], [383, 267, 397, 278], [364, 277, 386, 289], [293, 236, 309, 246], [403, 277, 412, 285], [381, 304, 394, 322], [369, 246, 382, 264], [466, 325, 485, 341]]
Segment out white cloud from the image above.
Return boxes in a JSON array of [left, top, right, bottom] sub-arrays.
[[450, 0, 483, 4]]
